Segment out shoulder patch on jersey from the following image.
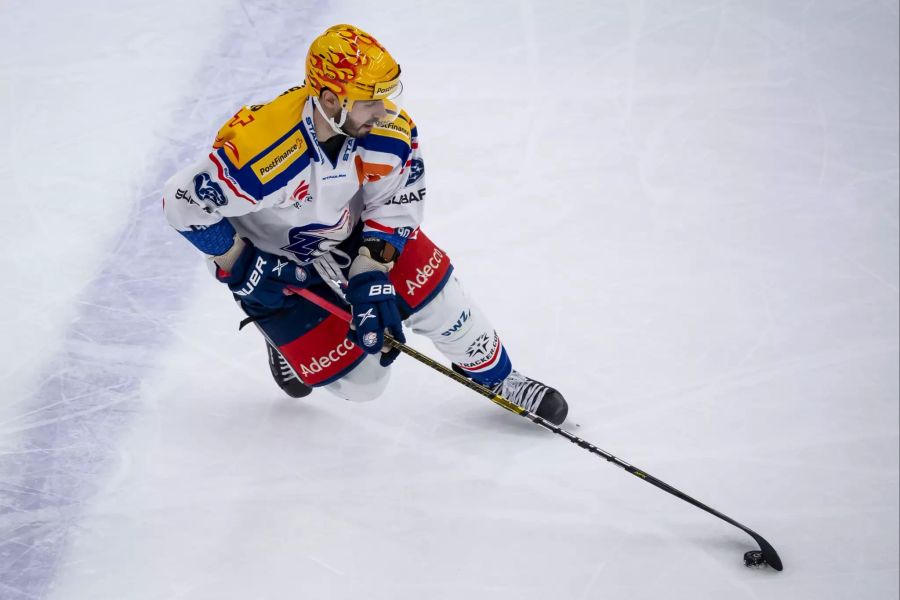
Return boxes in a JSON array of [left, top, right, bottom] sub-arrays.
[[210, 124, 312, 203], [212, 86, 308, 170], [370, 111, 412, 144], [357, 111, 415, 162], [250, 130, 308, 184]]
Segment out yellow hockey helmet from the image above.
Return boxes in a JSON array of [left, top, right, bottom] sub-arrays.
[[305, 24, 403, 130]]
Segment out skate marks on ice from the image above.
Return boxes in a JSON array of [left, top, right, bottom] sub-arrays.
[[0, 1, 333, 598], [0, 1, 896, 599]]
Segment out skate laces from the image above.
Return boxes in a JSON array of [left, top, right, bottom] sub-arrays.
[[278, 358, 297, 381], [493, 370, 546, 413], [269, 344, 298, 382]]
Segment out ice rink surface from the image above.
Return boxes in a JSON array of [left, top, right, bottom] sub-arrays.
[[1, 1, 897, 598]]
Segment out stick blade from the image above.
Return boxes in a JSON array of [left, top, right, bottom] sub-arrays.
[[750, 534, 784, 571]]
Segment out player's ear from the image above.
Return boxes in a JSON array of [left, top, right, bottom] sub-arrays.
[[319, 89, 340, 112]]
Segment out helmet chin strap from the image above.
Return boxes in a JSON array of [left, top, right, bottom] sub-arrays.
[[313, 96, 348, 136]]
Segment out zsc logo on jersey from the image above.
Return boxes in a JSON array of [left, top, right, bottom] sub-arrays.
[[193, 173, 228, 207], [282, 228, 340, 262], [281, 210, 351, 262], [405, 158, 424, 186]]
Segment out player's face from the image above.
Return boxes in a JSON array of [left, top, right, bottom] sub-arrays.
[[341, 100, 388, 138]]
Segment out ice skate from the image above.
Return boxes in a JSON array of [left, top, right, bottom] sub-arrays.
[[453, 364, 568, 425], [267, 342, 312, 398], [492, 370, 568, 425]]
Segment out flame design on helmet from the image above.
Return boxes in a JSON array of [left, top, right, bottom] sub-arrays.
[[305, 24, 400, 102]]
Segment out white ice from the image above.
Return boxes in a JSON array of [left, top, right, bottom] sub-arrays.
[[1, 1, 897, 599]]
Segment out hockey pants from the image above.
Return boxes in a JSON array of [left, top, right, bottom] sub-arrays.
[[324, 274, 512, 402]]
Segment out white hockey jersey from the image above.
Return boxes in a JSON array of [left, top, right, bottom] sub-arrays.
[[163, 86, 426, 263]]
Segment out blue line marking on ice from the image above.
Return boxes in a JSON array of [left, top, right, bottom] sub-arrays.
[[0, 2, 328, 598]]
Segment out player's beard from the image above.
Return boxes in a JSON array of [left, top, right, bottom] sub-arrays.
[[341, 115, 379, 138]]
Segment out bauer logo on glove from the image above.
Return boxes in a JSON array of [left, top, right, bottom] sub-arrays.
[[215, 238, 322, 311], [346, 270, 406, 354]]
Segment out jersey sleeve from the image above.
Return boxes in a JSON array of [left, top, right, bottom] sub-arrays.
[[163, 88, 311, 256], [355, 113, 426, 252], [162, 158, 263, 256], [206, 90, 312, 207]]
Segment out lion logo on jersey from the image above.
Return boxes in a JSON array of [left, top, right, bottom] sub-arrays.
[[193, 173, 228, 207]]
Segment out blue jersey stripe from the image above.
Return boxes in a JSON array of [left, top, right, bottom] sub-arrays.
[[357, 133, 411, 163], [213, 147, 263, 201], [363, 228, 409, 253], [261, 152, 311, 196], [215, 123, 313, 201]]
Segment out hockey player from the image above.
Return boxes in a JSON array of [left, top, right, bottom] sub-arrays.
[[163, 24, 568, 425]]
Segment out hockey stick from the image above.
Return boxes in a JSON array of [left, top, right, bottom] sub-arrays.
[[287, 285, 784, 571]]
